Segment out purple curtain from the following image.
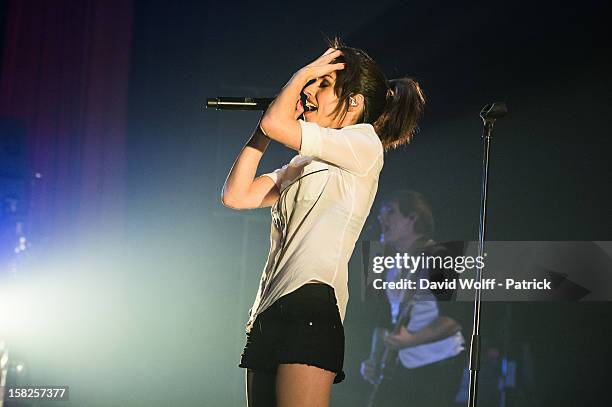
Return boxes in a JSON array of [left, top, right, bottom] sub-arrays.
[[0, 0, 133, 241]]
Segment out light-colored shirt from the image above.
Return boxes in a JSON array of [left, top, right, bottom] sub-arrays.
[[385, 264, 465, 368], [245, 119, 384, 332]]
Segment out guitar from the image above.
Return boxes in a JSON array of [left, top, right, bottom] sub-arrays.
[[365, 296, 415, 407]]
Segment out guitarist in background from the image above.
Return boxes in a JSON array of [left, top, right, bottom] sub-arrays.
[[361, 190, 467, 407]]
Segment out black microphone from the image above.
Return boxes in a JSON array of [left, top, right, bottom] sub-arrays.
[[205, 97, 274, 111], [480, 102, 508, 120]]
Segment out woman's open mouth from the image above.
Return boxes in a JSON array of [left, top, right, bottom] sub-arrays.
[[305, 101, 318, 112], [300, 92, 318, 112]]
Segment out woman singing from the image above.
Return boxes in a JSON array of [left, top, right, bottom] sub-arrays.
[[222, 41, 425, 407]]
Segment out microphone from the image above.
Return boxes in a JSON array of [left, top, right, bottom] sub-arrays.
[[480, 102, 508, 120], [205, 97, 274, 111]]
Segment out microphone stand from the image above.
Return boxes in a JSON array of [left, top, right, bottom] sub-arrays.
[[467, 102, 507, 407]]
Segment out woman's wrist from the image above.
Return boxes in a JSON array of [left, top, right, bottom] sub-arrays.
[[261, 73, 305, 132], [246, 125, 271, 151], [289, 69, 310, 88]]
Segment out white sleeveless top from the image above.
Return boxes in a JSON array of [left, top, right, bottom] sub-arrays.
[[245, 120, 384, 332]]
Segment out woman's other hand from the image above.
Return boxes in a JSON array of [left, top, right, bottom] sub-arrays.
[[295, 48, 344, 83]]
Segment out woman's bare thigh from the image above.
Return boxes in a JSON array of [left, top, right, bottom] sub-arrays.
[[275, 363, 335, 407]]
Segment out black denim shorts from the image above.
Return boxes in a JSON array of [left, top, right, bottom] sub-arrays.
[[239, 283, 346, 384]]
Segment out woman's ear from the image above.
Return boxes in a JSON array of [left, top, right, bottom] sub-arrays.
[[348, 94, 365, 112]]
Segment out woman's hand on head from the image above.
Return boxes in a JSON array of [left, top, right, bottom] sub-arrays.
[[295, 48, 345, 82], [260, 48, 343, 151]]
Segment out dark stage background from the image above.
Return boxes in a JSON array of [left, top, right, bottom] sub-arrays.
[[0, 0, 610, 405]]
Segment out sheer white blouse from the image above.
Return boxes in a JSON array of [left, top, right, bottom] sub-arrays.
[[245, 119, 384, 332]]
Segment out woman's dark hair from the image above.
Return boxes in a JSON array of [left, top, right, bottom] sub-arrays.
[[381, 190, 434, 239], [327, 38, 425, 150]]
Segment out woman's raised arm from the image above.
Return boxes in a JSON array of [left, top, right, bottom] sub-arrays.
[[221, 125, 279, 210]]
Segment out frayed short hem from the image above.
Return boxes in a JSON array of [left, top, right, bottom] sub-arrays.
[[239, 360, 345, 384]]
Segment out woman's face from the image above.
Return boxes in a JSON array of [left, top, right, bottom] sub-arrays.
[[301, 72, 345, 128]]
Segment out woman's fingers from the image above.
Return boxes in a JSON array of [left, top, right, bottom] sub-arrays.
[[296, 50, 345, 82], [321, 49, 342, 61], [299, 62, 345, 82], [315, 48, 342, 63], [321, 47, 341, 57], [316, 62, 345, 76]]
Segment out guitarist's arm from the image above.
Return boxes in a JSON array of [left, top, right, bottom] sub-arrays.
[[361, 327, 387, 383], [384, 316, 461, 349]]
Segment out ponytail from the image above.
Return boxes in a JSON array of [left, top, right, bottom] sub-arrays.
[[374, 78, 426, 150]]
